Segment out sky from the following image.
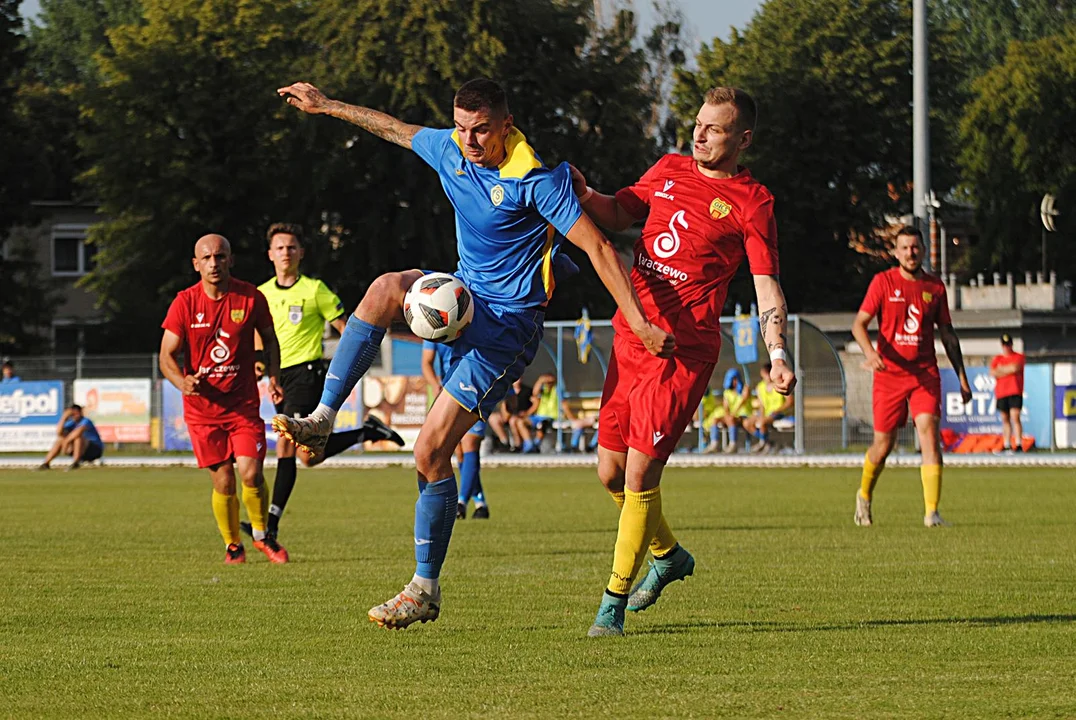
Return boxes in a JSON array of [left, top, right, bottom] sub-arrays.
[[19, 0, 766, 45]]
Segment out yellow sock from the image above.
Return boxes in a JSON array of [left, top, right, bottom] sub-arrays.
[[859, 451, 884, 501], [241, 480, 269, 533], [607, 487, 663, 595], [921, 464, 941, 514], [608, 490, 679, 559], [211, 490, 240, 546]]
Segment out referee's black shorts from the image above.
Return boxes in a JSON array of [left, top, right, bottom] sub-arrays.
[[275, 361, 327, 418]]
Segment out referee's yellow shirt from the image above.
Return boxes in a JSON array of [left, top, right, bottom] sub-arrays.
[[259, 275, 346, 369]]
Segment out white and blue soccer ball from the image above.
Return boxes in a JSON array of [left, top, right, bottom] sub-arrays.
[[403, 273, 474, 343]]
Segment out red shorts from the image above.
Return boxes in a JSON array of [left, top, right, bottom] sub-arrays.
[[186, 412, 266, 469], [872, 369, 941, 433], [598, 333, 715, 462]]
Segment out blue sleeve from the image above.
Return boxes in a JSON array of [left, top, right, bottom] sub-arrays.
[[524, 162, 584, 237], [422, 340, 436, 351], [411, 128, 455, 169]]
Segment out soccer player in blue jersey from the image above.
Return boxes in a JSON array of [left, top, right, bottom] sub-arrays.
[[275, 77, 674, 629]]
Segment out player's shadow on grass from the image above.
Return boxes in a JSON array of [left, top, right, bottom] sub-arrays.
[[636, 614, 1076, 635]]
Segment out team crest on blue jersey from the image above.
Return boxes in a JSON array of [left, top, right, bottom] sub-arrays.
[[490, 185, 504, 206], [288, 304, 302, 325], [230, 308, 245, 323]]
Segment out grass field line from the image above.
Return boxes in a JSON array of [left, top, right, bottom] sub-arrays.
[[3, 452, 1076, 470]]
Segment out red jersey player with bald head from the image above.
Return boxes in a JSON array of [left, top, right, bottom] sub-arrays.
[[571, 87, 796, 637], [852, 226, 973, 529], [159, 234, 290, 565]]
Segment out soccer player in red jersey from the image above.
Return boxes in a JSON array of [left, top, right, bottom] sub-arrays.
[[990, 333, 1026, 452], [852, 226, 973, 529], [571, 87, 796, 636], [159, 234, 290, 565]]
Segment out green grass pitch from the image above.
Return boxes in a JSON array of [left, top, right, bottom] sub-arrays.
[[1, 465, 1074, 718]]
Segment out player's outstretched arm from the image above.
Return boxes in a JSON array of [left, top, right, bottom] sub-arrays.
[[939, 324, 973, 404], [420, 348, 443, 395], [753, 274, 797, 394], [564, 214, 675, 358], [567, 164, 639, 231], [277, 82, 424, 150]]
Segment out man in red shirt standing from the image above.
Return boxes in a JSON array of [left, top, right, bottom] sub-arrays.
[[160, 234, 290, 564], [852, 227, 972, 529], [571, 87, 796, 636], [990, 333, 1026, 452]]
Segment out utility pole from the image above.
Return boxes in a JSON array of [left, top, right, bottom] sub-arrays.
[[913, 0, 932, 270]]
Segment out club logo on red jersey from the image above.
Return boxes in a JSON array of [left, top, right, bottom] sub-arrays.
[[709, 196, 732, 219], [654, 210, 687, 259], [210, 329, 233, 365], [230, 308, 245, 323], [922, 291, 933, 303]]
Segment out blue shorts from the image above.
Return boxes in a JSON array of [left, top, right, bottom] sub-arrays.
[[530, 415, 554, 426], [442, 294, 545, 421], [468, 420, 487, 436]]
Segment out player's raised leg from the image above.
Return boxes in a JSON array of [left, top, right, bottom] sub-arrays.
[[368, 391, 476, 629], [273, 270, 423, 455]]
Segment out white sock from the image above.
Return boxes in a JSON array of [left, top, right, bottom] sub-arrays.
[[410, 574, 438, 596], [311, 403, 337, 425], [252, 528, 266, 541]]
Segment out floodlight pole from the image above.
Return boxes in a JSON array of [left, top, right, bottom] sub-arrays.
[[913, 0, 932, 271]]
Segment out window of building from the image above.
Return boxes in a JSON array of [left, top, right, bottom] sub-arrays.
[[51, 224, 94, 277]]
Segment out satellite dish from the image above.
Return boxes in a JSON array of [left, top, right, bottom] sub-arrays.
[[1041, 194, 1059, 233]]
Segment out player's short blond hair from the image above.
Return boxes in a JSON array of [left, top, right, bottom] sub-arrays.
[[704, 87, 757, 132]]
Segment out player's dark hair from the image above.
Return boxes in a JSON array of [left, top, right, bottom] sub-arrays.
[[454, 78, 509, 119], [896, 225, 923, 242], [762, 363, 773, 373], [69, 404, 83, 412], [1, 360, 12, 370], [266, 222, 304, 247], [704, 87, 757, 132]]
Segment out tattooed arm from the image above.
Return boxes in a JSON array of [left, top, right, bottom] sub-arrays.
[[754, 274, 796, 395], [938, 323, 973, 404], [277, 82, 423, 149]]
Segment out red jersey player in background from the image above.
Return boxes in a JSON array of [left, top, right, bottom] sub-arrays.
[[852, 227, 972, 529], [571, 87, 796, 637], [159, 234, 290, 565], [990, 333, 1026, 452]]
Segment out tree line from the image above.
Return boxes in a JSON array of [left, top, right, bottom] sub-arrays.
[[0, 0, 1073, 353]]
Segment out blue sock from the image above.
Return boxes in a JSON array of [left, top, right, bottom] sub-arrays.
[[754, 429, 764, 441], [729, 425, 738, 444], [709, 425, 719, 444], [319, 316, 385, 411], [459, 451, 480, 505], [473, 485, 486, 505], [414, 477, 458, 580], [571, 427, 584, 448], [523, 438, 535, 453]]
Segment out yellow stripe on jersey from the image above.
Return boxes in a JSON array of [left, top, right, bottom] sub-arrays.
[[450, 127, 543, 180], [540, 225, 555, 300]]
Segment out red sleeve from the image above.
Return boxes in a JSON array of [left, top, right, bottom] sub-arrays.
[[990, 355, 1000, 369], [936, 285, 952, 326], [744, 195, 779, 275], [253, 289, 273, 332], [859, 275, 884, 317], [613, 156, 668, 220], [162, 295, 187, 336]]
